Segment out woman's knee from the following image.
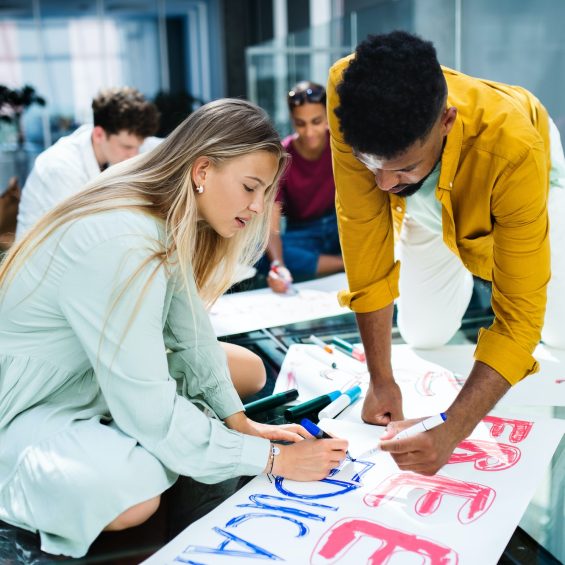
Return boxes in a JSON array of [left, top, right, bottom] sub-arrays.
[[243, 353, 267, 395], [105, 495, 161, 531], [222, 342, 266, 398]]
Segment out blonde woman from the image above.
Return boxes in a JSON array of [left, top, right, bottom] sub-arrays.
[[0, 99, 347, 558]]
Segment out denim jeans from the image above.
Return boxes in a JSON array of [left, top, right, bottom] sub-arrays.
[[279, 210, 341, 276]]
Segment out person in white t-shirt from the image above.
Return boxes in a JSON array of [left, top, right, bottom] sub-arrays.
[[16, 87, 160, 239]]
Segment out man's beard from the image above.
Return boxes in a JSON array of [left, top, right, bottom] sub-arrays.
[[395, 156, 442, 197], [393, 176, 429, 197], [394, 141, 446, 197]]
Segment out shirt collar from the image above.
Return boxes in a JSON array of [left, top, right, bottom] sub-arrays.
[[78, 125, 104, 181], [438, 111, 463, 191]]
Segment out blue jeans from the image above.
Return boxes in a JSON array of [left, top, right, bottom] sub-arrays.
[[255, 211, 340, 278]]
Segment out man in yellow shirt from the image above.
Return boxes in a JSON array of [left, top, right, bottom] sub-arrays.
[[328, 31, 565, 475]]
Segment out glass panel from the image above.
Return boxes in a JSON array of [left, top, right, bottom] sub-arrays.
[[0, 0, 203, 160], [461, 0, 565, 139], [246, 0, 456, 136]]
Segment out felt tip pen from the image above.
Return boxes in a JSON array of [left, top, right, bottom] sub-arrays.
[[304, 347, 338, 369], [300, 418, 355, 462], [318, 385, 362, 419], [393, 412, 447, 441], [284, 390, 341, 422], [300, 418, 332, 439], [309, 335, 333, 354], [331, 336, 366, 362], [357, 413, 448, 459], [243, 389, 299, 416]]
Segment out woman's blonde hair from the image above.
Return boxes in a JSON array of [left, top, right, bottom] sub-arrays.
[[0, 98, 288, 307]]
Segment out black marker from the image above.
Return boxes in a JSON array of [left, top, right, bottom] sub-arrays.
[[284, 390, 340, 422], [243, 389, 299, 416]]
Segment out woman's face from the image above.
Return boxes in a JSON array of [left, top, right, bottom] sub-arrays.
[[194, 151, 279, 238], [291, 102, 328, 151]]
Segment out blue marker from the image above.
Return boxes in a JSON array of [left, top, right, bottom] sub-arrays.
[[300, 418, 332, 439], [300, 418, 355, 462]]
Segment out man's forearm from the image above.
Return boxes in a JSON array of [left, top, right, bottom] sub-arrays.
[[446, 360, 511, 438], [356, 303, 395, 382]]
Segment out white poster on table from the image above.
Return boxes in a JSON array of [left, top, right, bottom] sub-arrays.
[[272, 344, 457, 419], [413, 344, 565, 407], [209, 273, 349, 337], [274, 344, 565, 413], [143, 415, 565, 564]]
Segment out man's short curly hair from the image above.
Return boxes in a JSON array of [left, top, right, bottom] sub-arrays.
[[92, 87, 160, 138], [335, 31, 447, 159]]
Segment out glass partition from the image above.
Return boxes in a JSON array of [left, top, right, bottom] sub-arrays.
[[246, 0, 457, 136], [246, 0, 564, 141]]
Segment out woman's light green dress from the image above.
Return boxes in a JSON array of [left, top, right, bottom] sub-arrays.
[[0, 210, 269, 557]]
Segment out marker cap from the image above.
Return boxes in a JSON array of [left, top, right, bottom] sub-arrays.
[[344, 385, 362, 401]]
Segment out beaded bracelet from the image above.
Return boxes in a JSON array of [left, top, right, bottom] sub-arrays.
[[267, 443, 281, 482]]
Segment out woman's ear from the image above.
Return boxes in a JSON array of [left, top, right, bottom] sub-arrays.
[[192, 156, 211, 187]]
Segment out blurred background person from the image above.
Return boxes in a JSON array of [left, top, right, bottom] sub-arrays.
[[263, 81, 343, 293], [16, 87, 160, 239]]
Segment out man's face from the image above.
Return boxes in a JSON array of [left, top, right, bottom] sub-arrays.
[[94, 127, 144, 166], [354, 107, 456, 197]]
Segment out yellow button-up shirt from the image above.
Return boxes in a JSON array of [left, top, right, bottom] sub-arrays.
[[328, 58, 551, 385]]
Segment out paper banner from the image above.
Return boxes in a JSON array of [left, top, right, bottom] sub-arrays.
[[143, 415, 565, 564], [210, 273, 349, 336]]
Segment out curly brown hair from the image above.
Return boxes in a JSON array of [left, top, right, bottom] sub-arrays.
[[92, 87, 160, 138]]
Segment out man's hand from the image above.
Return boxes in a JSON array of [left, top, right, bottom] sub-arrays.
[[379, 417, 460, 475], [377, 360, 511, 475], [356, 305, 399, 425], [361, 379, 404, 426]]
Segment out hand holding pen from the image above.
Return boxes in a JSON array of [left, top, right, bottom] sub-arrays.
[[378, 413, 457, 475], [347, 414, 448, 468], [268, 260, 295, 294], [300, 418, 354, 463]]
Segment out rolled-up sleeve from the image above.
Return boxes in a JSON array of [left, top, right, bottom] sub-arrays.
[[59, 236, 269, 483], [328, 60, 399, 313], [475, 142, 550, 384]]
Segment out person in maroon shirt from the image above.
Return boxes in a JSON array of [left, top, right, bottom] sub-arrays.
[[266, 81, 343, 293]]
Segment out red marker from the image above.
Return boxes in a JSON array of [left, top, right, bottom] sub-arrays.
[[332, 336, 366, 362]]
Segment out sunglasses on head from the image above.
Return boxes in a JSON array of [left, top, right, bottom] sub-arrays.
[[287, 85, 325, 107]]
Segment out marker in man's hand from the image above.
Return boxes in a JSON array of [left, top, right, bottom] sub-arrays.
[[357, 413, 447, 459]]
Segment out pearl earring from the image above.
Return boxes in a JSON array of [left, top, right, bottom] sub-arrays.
[[196, 185, 204, 194]]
